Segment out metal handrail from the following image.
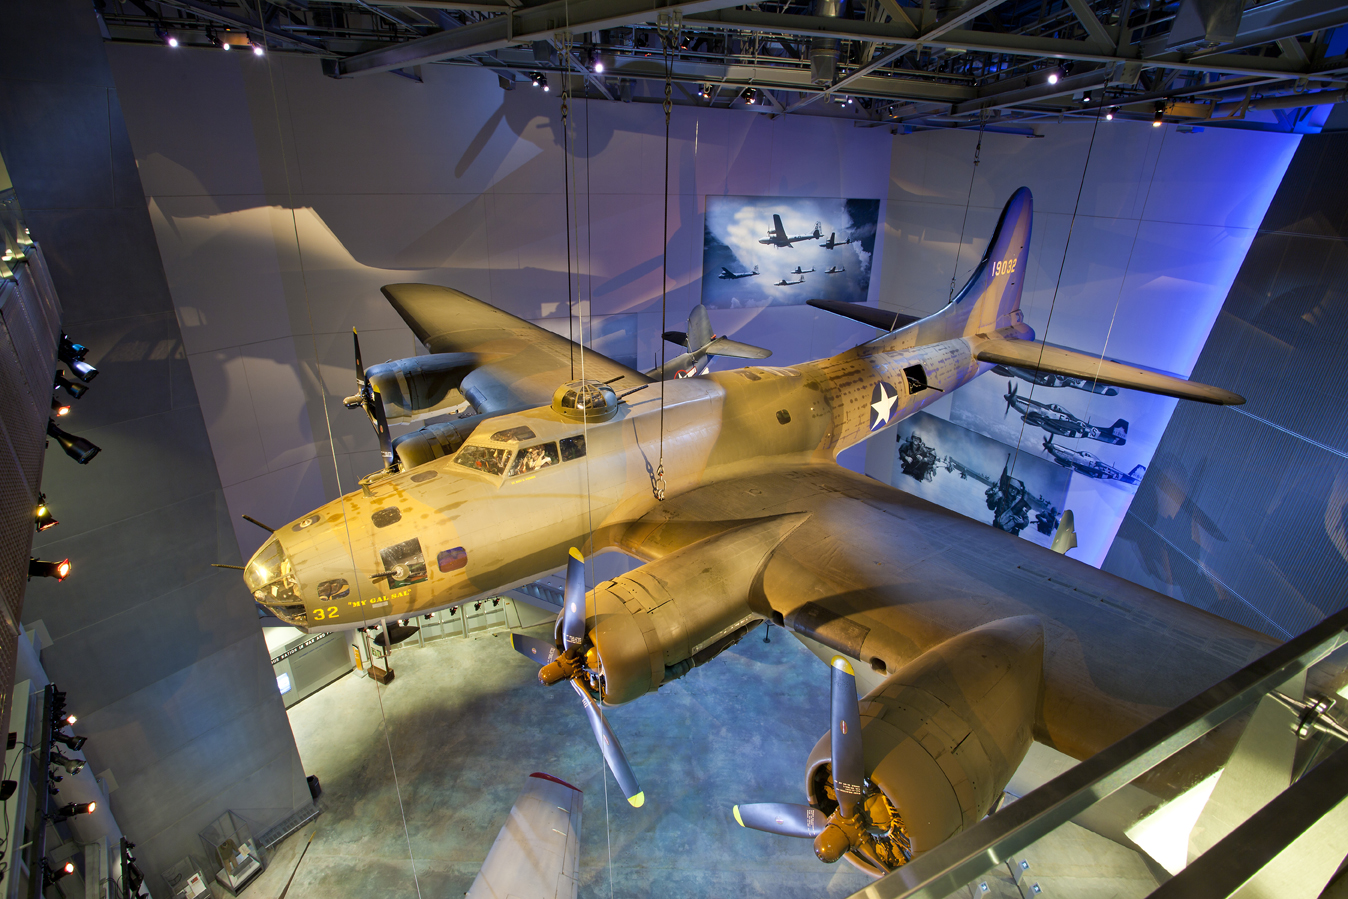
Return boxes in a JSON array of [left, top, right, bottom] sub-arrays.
[[848, 603, 1348, 899]]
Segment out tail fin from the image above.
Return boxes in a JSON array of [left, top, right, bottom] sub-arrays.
[[687, 304, 715, 351], [933, 187, 1033, 339], [1128, 465, 1147, 480], [1110, 418, 1128, 438]]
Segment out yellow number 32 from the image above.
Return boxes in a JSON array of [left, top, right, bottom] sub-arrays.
[[312, 606, 339, 621]]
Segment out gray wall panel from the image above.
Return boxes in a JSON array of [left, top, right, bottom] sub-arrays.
[[1104, 133, 1348, 640]]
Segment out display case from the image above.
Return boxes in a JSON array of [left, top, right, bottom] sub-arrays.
[[199, 811, 265, 895], [162, 855, 211, 899]]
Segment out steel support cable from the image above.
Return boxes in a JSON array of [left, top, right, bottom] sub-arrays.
[[947, 120, 985, 303], [254, 6, 422, 899], [654, 16, 677, 502], [1008, 105, 1102, 479]]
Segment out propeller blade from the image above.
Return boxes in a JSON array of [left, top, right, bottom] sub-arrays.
[[733, 803, 825, 838], [830, 657, 865, 819], [370, 384, 397, 470], [511, 632, 559, 667], [571, 679, 644, 807], [353, 328, 365, 384], [562, 548, 587, 652]]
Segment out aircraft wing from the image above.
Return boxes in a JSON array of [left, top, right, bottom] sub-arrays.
[[466, 773, 582, 899], [381, 284, 650, 412], [808, 299, 921, 332], [974, 338, 1244, 405], [705, 337, 772, 359], [616, 462, 1275, 773]]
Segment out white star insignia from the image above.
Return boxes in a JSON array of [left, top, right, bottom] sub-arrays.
[[870, 383, 899, 429]]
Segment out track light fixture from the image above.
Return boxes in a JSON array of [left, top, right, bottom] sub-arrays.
[[47, 419, 100, 464], [58, 335, 97, 383], [1046, 69, 1060, 85], [742, 87, 759, 105], [51, 751, 85, 775], [28, 558, 70, 581], [252, 42, 265, 56], [1106, 107, 1117, 120], [53, 731, 87, 752], [0, 781, 14, 801], [42, 860, 76, 887], [1153, 107, 1165, 126], [54, 371, 87, 400], [35, 494, 58, 531], [154, 25, 178, 47], [51, 396, 70, 417], [53, 801, 96, 822]]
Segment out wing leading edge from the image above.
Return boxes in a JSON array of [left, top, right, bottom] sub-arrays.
[[975, 338, 1244, 406], [466, 772, 582, 899], [381, 283, 650, 412]]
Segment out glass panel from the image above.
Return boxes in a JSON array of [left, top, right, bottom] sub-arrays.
[[453, 443, 513, 476], [560, 435, 586, 461], [508, 442, 560, 476], [490, 426, 536, 442], [437, 546, 467, 572]]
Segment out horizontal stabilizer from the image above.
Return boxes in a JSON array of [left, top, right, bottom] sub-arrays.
[[975, 339, 1244, 406], [706, 336, 772, 359], [808, 299, 921, 332], [663, 330, 689, 348]]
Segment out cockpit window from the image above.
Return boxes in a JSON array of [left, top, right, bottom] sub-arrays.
[[490, 426, 536, 442], [453, 443, 513, 476], [509, 442, 559, 476], [560, 435, 586, 461], [245, 538, 307, 626]]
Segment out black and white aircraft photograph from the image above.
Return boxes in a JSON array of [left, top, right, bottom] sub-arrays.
[[701, 196, 880, 308]]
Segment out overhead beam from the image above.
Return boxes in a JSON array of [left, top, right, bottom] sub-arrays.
[[334, 0, 744, 75], [949, 66, 1112, 115], [682, 9, 1320, 79], [1063, 0, 1115, 48], [157, 0, 328, 52], [1191, 0, 1348, 56]]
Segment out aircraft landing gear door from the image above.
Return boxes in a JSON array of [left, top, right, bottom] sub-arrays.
[[373, 537, 431, 618]]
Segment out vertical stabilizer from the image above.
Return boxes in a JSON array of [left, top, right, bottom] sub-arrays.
[[935, 187, 1033, 340], [687, 305, 714, 351]]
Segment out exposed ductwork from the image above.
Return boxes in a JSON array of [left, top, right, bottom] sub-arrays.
[[809, 0, 841, 85]]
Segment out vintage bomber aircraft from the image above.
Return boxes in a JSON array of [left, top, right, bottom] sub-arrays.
[[243, 187, 1273, 876], [1004, 381, 1129, 444]]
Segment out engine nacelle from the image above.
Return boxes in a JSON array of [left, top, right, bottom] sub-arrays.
[[589, 514, 807, 705], [366, 353, 478, 421], [805, 617, 1044, 870], [392, 419, 479, 469]]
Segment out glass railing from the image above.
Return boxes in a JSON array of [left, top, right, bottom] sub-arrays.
[[0, 148, 33, 280], [849, 604, 1348, 899]]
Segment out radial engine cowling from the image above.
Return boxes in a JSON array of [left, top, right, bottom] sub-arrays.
[[366, 353, 478, 421], [392, 418, 480, 469], [588, 514, 807, 705], [805, 617, 1044, 871]]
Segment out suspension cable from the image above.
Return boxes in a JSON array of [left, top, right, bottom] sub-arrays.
[[654, 13, 678, 502], [948, 119, 985, 302]]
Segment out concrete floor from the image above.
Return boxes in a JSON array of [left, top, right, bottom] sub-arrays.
[[225, 611, 1163, 899], [244, 617, 875, 899]]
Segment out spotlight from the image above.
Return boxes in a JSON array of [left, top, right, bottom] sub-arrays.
[[168, 35, 179, 48], [449, 606, 458, 616], [423, 613, 434, 620], [252, 42, 264, 56], [530, 72, 541, 87], [53, 801, 96, 821], [1047, 70, 1060, 85], [1153, 108, 1164, 127], [1106, 107, 1116, 120], [53, 732, 87, 752], [54, 371, 87, 400], [154, 25, 178, 47], [52, 397, 70, 417], [58, 335, 97, 383], [223, 40, 232, 50], [35, 494, 58, 531], [28, 558, 71, 581], [743, 88, 757, 105], [473, 601, 483, 612], [0, 781, 14, 801], [543, 83, 550, 93], [491, 597, 500, 607], [51, 752, 84, 775], [47, 420, 100, 464], [594, 60, 604, 73], [42, 860, 76, 887]]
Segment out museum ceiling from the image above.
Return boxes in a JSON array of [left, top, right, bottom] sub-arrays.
[[97, 0, 1347, 132]]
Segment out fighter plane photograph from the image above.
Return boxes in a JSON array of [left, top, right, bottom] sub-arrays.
[[774, 275, 806, 286], [1042, 435, 1146, 485], [718, 265, 760, 280], [825, 265, 846, 275], [820, 231, 855, 249], [993, 363, 1120, 396], [1004, 381, 1128, 444], [791, 266, 815, 275], [759, 214, 824, 248], [242, 187, 1263, 880]]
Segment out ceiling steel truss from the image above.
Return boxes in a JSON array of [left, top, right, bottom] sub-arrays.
[[96, 0, 1348, 131]]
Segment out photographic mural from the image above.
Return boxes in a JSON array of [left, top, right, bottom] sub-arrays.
[[701, 196, 880, 309]]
